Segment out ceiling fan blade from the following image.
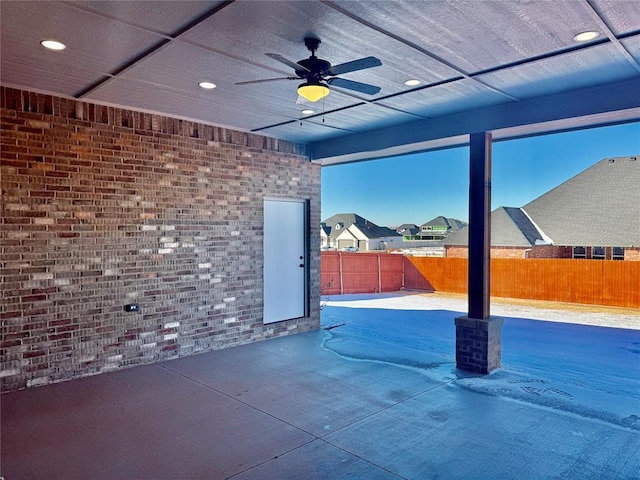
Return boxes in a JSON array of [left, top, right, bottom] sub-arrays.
[[265, 53, 310, 73], [235, 77, 296, 85], [328, 56, 382, 76], [327, 77, 381, 95]]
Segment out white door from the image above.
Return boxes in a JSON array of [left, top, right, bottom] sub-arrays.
[[263, 199, 306, 324]]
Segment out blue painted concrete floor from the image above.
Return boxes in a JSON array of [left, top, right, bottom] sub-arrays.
[[2, 292, 639, 479]]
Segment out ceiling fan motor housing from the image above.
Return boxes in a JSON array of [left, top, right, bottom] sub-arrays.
[[296, 56, 331, 79]]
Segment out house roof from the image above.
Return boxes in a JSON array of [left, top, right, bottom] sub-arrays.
[[523, 156, 640, 246], [448, 219, 468, 231], [397, 224, 419, 235], [322, 213, 368, 229], [446, 155, 640, 248], [421, 216, 448, 228], [322, 213, 398, 240], [421, 216, 468, 231], [351, 223, 401, 240], [444, 207, 545, 247]]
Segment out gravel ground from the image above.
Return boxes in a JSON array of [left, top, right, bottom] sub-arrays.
[[324, 291, 640, 330]]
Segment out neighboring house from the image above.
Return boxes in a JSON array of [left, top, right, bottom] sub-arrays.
[[445, 156, 640, 260], [419, 216, 467, 240], [321, 213, 366, 249], [396, 224, 420, 239], [320, 223, 333, 249], [321, 213, 401, 251], [393, 217, 467, 252]]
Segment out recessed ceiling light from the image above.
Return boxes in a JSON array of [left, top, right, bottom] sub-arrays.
[[404, 79, 421, 87], [573, 31, 599, 42], [198, 81, 216, 90], [301, 109, 314, 115], [40, 40, 66, 51]]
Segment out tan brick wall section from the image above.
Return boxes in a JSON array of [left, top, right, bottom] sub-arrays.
[[1, 87, 321, 392], [626, 248, 640, 261]]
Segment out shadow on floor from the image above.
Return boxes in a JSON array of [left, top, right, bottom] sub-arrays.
[[2, 295, 639, 479]]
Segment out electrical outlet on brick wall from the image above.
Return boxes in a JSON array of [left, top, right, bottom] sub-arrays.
[[124, 303, 140, 312]]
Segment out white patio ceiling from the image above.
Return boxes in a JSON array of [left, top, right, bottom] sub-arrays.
[[2, 0, 639, 164]]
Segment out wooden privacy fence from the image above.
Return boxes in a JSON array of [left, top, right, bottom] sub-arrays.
[[321, 252, 640, 308], [320, 252, 403, 294]]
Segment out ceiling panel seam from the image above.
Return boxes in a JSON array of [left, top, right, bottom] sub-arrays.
[[585, 0, 640, 74], [254, 75, 471, 134], [321, 0, 520, 102], [251, 102, 369, 134], [468, 37, 612, 77], [302, 120, 360, 134], [252, 27, 640, 136], [75, 1, 236, 99], [61, 1, 174, 39]]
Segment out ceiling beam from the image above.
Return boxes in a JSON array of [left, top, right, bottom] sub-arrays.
[[311, 77, 640, 164]]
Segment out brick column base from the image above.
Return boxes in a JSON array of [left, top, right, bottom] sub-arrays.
[[454, 316, 504, 374]]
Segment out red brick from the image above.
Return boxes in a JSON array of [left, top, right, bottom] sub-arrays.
[[0, 85, 320, 393]]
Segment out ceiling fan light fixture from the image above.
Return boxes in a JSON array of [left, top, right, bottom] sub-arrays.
[[301, 109, 315, 115], [198, 81, 216, 90], [297, 81, 329, 102], [404, 79, 420, 86]]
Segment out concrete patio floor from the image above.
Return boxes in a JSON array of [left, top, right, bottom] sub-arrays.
[[2, 292, 639, 479]]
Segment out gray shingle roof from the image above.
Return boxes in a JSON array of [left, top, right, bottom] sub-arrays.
[[447, 218, 468, 231], [353, 223, 401, 240], [445, 155, 640, 248], [420, 216, 468, 231], [444, 207, 544, 247], [322, 213, 400, 240], [397, 224, 419, 235], [322, 213, 368, 229], [497, 207, 545, 246], [523, 156, 640, 246]]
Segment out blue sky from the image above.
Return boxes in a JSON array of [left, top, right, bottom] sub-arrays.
[[321, 122, 640, 227]]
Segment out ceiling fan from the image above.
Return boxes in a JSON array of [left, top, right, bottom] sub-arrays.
[[236, 37, 382, 102]]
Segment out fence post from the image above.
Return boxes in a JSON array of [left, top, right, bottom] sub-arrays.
[[339, 252, 344, 295], [378, 253, 382, 293]]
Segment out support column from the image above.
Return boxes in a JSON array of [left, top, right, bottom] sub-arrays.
[[455, 132, 503, 374]]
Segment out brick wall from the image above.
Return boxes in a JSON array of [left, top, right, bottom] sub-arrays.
[[526, 245, 572, 258], [444, 246, 468, 258], [491, 247, 529, 259], [1, 87, 321, 392], [446, 246, 530, 258], [447, 245, 589, 259], [626, 247, 640, 261]]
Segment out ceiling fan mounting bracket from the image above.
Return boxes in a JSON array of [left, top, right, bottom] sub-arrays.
[[304, 37, 321, 54]]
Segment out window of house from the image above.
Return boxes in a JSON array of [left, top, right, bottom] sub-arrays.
[[612, 247, 625, 260], [573, 246, 586, 259], [592, 246, 606, 259]]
